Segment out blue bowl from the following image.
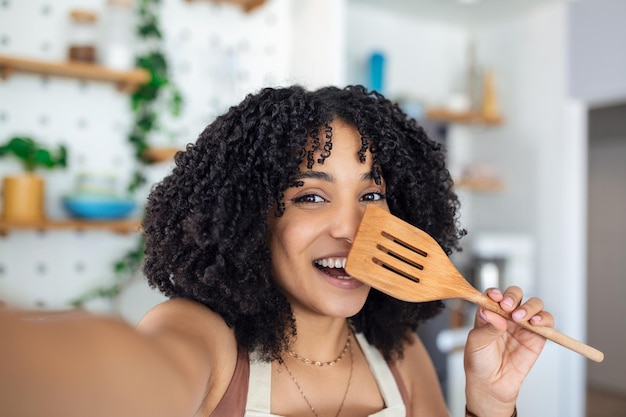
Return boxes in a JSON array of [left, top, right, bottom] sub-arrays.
[[63, 195, 137, 220]]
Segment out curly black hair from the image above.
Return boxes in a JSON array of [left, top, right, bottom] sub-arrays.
[[142, 85, 465, 361]]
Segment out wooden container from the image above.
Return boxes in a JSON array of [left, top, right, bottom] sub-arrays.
[[1, 174, 46, 222]]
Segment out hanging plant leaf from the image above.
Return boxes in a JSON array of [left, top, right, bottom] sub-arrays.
[[126, 0, 184, 191], [170, 89, 183, 116]]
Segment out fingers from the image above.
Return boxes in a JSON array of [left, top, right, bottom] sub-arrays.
[[486, 286, 522, 312], [484, 286, 554, 328]]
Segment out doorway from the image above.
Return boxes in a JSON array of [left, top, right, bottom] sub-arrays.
[[586, 103, 626, 416]]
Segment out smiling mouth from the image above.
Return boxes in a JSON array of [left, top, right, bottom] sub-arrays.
[[314, 257, 353, 280]]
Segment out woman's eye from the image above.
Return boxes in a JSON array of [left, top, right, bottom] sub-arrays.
[[361, 192, 386, 202], [293, 194, 325, 204]]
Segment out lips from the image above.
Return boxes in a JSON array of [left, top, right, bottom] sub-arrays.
[[314, 257, 352, 279]]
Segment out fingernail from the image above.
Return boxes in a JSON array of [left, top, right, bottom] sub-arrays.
[[502, 297, 514, 309], [512, 309, 525, 321], [489, 288, 502, 296], [530, 315, 542, 324], [479, 308, 489, 322]]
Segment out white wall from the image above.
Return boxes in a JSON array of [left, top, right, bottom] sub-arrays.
[[289, 0, 347, 88], [569, 0, 626, 106], [347, 3, 468, 103]]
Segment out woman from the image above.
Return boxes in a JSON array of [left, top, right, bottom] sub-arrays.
[[0, 85, 551, 417]]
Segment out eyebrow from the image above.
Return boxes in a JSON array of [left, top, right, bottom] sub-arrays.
[[291, 171, 375, 182]]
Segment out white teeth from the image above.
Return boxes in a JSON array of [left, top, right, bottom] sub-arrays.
[[315, 257, 347, 269], [314, 257, 353, 280]]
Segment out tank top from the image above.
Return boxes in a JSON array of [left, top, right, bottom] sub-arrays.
[[209, 332, 410, 417]]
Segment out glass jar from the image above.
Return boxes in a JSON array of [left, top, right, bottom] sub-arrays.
[[101, 0, 135, 70], [67, 8, 98, 63]]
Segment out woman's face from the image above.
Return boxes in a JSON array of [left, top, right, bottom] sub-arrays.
[[268, 119, 390, 319]]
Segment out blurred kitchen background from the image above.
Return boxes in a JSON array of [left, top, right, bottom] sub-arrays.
[[0, 0, 624, 416]]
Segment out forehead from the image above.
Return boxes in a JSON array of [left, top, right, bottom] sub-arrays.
[[301, 119, 369, 168]]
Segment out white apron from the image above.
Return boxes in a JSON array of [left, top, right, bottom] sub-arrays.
[[244, 332, 407, 417]]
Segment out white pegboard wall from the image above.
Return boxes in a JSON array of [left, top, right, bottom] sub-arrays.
[[158, 0, 293, 142], [0, 0, 292, 318], [0, 230, 142, 312]]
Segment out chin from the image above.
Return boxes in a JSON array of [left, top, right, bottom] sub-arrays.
[[327, 290, 369, 318]]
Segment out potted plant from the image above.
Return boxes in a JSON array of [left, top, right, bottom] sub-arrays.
[[0, 136, 67, 222]]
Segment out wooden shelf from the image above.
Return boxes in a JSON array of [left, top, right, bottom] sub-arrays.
[[185, 0, 266, 12], [0, 54, 150, 93], [454, 178, 504, 192], [0, 218, 142, 235], [143, 146, 182, 163], [426, 108, 503, 126]]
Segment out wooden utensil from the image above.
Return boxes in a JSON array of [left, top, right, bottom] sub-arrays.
[[345, 205, 604, 363]]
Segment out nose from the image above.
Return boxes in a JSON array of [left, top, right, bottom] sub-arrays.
[[328, 204, 365, 244]]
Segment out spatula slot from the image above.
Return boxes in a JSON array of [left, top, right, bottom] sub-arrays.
[[372, 256, 420, 283], [375, 243, 424, 271], [381, 231, 428, 257]]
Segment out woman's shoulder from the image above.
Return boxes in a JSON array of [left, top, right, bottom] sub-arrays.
[[138, 298, 238, 362], [139, 298, 233, 338], [137, 298, 240, 414]]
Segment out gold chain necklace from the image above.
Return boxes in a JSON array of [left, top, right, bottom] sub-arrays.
[[288, 332, 351, 367], [283, 338, 353, 417]]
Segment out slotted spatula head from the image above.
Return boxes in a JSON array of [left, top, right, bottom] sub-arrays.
[[345, 204, 477, 303], [345, 204, 606, 363]]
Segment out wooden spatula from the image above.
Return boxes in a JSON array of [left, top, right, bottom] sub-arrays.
[[345, 205, 604, 363]]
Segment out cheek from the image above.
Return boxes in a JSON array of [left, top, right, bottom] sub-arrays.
[[268, 215, 321, 283], [267, 219, 297, 271], [268, 223, 300, 295], [269, 230, 299, 266], [270, 212, 319, 252]]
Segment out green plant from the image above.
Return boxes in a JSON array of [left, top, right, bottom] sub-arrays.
[[0, 136, 67, 172], [70, 0, 181, 308], [126, 0, 183, 193]]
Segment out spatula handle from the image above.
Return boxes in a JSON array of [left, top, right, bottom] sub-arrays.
[[467, 292, 604, 363]]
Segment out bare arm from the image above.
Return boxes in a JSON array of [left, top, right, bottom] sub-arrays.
[[0, 299, 235, 417]]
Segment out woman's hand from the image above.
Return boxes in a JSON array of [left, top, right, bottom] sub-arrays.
[[463, 286, 554, 417]]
